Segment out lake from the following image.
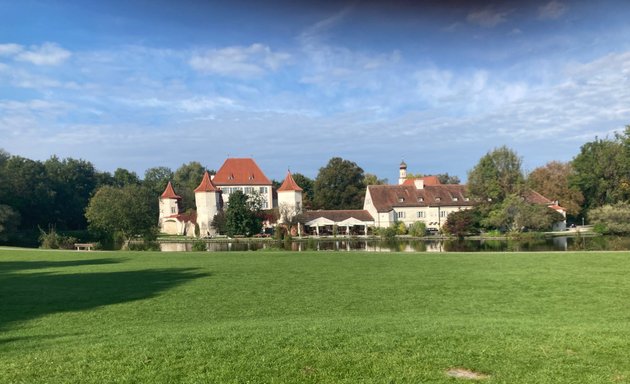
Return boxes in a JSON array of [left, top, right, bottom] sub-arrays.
[[159, 235, 630, 252]]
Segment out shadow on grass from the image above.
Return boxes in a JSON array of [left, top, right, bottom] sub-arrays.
[[0, 258, 208, 332], [0, 258, 123, 273]]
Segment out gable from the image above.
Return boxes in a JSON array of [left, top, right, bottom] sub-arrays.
[[212, 158, 272, 186]]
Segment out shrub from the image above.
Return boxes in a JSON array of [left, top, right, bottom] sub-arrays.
[[396, 222, 407, 235], [408, 221, 426, 237], [191, 240, 207, 252]]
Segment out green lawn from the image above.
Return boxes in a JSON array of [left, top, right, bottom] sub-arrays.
[[1, 249, 630, 383]]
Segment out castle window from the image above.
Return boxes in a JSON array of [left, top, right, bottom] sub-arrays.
[[417, 211, 425, 218], [440, 210, 447, 218], [397, 211, 405, 219], [259, 187, 268, 194], [171, 207, 176, 214], [244, 187, 254, 194]]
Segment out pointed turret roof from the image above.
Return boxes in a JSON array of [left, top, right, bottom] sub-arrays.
[[194, 171, 218, 193], [277, 171, 303, 192], [161, 181, 181, 199]]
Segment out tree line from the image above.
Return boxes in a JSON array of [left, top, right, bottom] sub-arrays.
[[1, 124, 629, 245]]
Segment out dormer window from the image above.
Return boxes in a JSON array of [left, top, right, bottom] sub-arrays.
[[228, 173, 234, 180], [465, 197, 470, 202], [435, 197, 441, 202], [453, 197, 458, 202], [418, 197, 424, 202], [398, 197, 405, 203], [248, 174, 254, 180]]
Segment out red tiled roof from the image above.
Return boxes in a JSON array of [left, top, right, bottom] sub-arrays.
[[401, 176, 441, 186], [212, 158, 271, 186], [166, 212, 197, 224], [277, 171, 303, 192], [194, 171, 218, 193], [367, 184, 473, 213], [160, 181, 181, 199], [302, 210, 374, 223], [523, 189, 554, 205]]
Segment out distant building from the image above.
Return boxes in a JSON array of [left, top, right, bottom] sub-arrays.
[[211, 158, 273, 210], [364, 163, 473, 229], [158, 182, 196, 236]]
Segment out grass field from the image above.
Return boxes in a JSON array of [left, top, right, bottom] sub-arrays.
[[1, 249, 630, 383]]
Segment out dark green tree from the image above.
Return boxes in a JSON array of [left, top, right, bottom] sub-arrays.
[[444, 209, 482, 238], [571, 132, 630, 210], [0, 204, 20, 241], [467, 146, 524, 203], [143, 166, 174, 197], [481, 194, 563, 233], [313, 157, 365, 209], [364, 173, 388, 186], [112, 168, 141, 187], [173, 162, 207, 211], [0, 156, 55, 229], [436, 173, 460, 185], [44, 156, 99, 229], [85, 185, 158, 243], [224, 190, 262, 237], [291, 173, 315, 209]]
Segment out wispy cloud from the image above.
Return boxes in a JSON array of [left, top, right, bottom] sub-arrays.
[[189, 43, 291, 77], [0, 43, 23, 56], [466, 8, 510, 28], [15, 42, 71, 65], [538, 1, 568, 20]]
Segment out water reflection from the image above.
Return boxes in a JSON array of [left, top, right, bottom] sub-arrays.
[[159, 236, 630, 252]]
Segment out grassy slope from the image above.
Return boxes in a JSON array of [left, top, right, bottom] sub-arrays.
[[1, 249, 629, 383]]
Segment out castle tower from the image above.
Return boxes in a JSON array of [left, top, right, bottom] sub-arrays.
[[194, 171, 222, 236], [398, 161, 407, 185], [277, 170, 303, 223], [159, 181, 182, 231]]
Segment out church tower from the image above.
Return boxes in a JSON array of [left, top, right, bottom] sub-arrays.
[[194, 171, 222, 236], [398, 161, 407, 185], [159, 181, 182, 230], [277, 170, 303, 223]]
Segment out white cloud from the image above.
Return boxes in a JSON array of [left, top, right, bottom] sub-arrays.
[[15, 42, 71, 65], [189, 43, 290, 77], [0, 43, 23, 56], [466, 8, 509, 28], [538, 1, 568, 20]]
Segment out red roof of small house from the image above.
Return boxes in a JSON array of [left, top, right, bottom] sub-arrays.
[[161, 181, 181, 199], [523, 189, 554, 205], [166, 212, 197, 224], [277, 171, 303, 192], [194, 171, 218, 193], [212, 158, 272, 186], [402, 176, 441, 186]]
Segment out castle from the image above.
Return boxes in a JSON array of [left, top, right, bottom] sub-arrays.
[[158, 158, 302, 236], [159, 159, 566, 237]]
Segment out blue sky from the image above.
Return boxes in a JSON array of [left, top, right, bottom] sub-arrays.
[[1, 0, 629, 183]]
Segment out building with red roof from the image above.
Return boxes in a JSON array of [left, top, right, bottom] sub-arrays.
[[212, 158, 273, 209]]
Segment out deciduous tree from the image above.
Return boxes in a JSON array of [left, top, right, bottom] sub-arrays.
[[467, 146, 524, 203], [313, 157, 365, 210], [85, 185, 158, 243], [224, 190, 262, 237], [173, 162, 207, 211], [527, 161, 584, 218]]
